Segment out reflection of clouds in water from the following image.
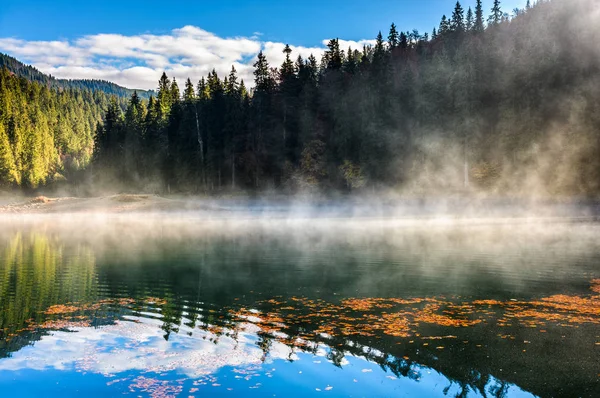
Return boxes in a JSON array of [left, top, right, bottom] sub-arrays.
[[0, 316, 295, 378], [0, 315, 538, 397]]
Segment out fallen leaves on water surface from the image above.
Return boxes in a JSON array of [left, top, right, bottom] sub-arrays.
[[591, 279, 600, 294], [226, 279, 600, 351], [1, 295, 177, 344], [39, 319, 91, 329], [145, 297, 168, 306], [128, 376, 183, 398], [3, 279, 600, 370], [44, 305, 80, 315]]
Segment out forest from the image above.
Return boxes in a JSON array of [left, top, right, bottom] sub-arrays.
[[0, 53, 154, 99], [1, 0, 600, 196]]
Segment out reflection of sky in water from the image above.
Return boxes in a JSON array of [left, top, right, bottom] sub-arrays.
[[0, 317, 535, 397]]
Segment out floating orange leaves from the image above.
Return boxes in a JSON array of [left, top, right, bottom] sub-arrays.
[[44, 305, 80, 315], [39, 319, 91, 329], [590, 279, 600, 294], [223, 278, 600, 352]]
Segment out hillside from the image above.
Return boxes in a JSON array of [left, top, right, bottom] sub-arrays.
[[0, 68, 120, 188], [91, 0, 600, 197], [0, 52, 154, 99]]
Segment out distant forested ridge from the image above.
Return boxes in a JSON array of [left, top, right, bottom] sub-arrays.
[[0, 53, 154, 99], [0, 68, 123, 188]]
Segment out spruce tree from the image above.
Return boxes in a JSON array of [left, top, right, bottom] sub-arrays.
[[280, 45, 295, 81], [253, 51, 272, 91], [170, 78, 180, 103], [474, 0, 485, 33], [439, 15, 450, 36], [466, 7, 474, 32], [324, 39, 343, 70], [388, 23, 399, 49], [489, 0, 503, 25], [227, 66, 239, 94], [451, 2, 465, 33], [374, 31, 385, 57], [400, 32, 409, 49], [184, 78, 195, 101], [157, 72, 172, 119]]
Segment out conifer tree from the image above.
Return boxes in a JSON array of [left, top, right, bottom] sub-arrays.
[[0, 123, 17, 185], [466, 7, 474, 32], [280, 45, 295, 81], [489, 0, 503, 25], [227, 66, 239, 94], [253, 51, 272, 91], [400, 32, 409, 49], [184, 78, 195, 101], [374, 31, 386, 58], [324, 39, 343, 70], [388, 23, 399, 49], [439, 15, 450, 36], [451, 2, 465, 33], [170, 78, 180, 103], [474, 0, 485, 33]]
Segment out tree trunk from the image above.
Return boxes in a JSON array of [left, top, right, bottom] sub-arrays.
[[194, 106, 205, 190], [231, 153, 235, 189]]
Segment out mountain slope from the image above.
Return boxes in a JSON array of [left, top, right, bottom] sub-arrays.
[[0, 53, 155, 99]]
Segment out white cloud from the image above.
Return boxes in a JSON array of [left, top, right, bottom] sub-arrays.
[[0, 26, 372, 91], [335, 39, 377, 52], [0, 317, 295, 377]]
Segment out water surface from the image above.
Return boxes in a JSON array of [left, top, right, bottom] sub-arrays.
[[0, 215, 598, 397]]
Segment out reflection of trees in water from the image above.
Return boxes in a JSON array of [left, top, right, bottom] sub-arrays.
[[0, 232, 97, 357], [1, 228, 599, 397]]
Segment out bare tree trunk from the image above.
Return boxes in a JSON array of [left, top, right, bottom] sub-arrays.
[[231, 153, 235, 190], [464, 134, 469, 189], [194, 106, 205, 190]]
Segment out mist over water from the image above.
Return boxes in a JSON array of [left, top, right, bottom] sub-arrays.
[[0, 210, 599, 397]]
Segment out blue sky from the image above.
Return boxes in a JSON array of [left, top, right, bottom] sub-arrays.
[[0, 0, 527, 89]]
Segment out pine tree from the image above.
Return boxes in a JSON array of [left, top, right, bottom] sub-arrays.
[[489, 0, 503, 25], [324, 39, 343, 70], [184, 78, 195, 101], [157, 72, 172, 119], [307, 54, 319, 83], [451, 2, 465, 33], [0, 123, 17, 185], [197, 77, 209, 100], [280, 45, 295, 81], [374, 31, 386, 58], [253, 51, 272, 91], [345, 47, 358, 74], [227, 66, 239, 94], [170, 78, 180, 103], [466, 7, 474, 32], [474, 0, 485, 33], [400, 32, 409, 49], [439, 15, 450, 36], [239, 80, 248, 99], [388, 23, 399, 49]]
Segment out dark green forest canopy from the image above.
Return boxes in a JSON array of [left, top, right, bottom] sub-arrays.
[[4, 0, 600, 196]]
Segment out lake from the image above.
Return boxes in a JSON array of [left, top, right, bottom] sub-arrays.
[[0, 213, 598, 397]]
